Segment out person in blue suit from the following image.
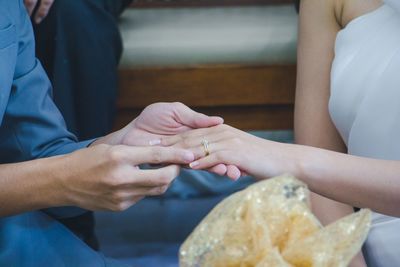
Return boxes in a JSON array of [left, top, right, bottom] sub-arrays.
[[0, 1, 225, 265], [25, 0, 133, 250]]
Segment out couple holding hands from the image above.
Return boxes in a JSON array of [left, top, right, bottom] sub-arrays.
[[2, 0, 400, 266]]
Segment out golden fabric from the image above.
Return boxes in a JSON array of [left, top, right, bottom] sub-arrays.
[[180, 175, 371, 267]]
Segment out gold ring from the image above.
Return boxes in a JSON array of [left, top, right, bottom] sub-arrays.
[[201, 139, 210, 156]]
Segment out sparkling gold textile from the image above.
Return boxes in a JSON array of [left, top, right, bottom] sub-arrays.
[[180, 175, 371, 267]]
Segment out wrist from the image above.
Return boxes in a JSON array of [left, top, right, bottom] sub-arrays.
[[280, 143, 306, 179], [45, 153, 91, 209], [294, 144, 329, 192], [27, 156, 70, 209], [255, 140, 304, 180]]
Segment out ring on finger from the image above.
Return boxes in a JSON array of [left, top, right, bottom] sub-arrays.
[[201, 139, 210, 156]]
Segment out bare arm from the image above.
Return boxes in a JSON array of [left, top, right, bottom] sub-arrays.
[[294, 0, 355, 228], [296, 145, 400, 217], [169, 122, 400, 217], [0, 157, 61, 217]]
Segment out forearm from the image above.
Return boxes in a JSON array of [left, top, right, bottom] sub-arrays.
[[0, 157, 65, 217], [295, 144, 400, 216]]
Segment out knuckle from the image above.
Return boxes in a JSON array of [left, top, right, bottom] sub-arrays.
[[111, 191, 125, 203], [104, 170, 124, 188], [215, 151, 225, 161], [150, 147, 163, 164], [181, 138, 191, 148], [108, 146, 125, 163]]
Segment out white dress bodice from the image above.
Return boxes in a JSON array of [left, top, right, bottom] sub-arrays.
[[329, 3, 400, 266]]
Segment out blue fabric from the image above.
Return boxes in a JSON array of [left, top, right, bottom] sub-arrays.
[[0, 212, 124, 267], [0, 1, 126, 266], [166, 169, 254, 198]]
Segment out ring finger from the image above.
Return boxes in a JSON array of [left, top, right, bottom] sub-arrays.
[[161, 126, 225, 147]]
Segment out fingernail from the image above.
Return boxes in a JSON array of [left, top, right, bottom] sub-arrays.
[[149, 139, 161, 146], [215, 116, 224, 122], [183, 152, 194, 162], [189, 161, 199, 168], [35, 17, 42, 24]]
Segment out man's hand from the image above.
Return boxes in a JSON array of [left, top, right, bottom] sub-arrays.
[[0, 144, 195, 217], [95, 102, 224, 147], [24, 0, 55, 24], [55, 144, 195, 212]]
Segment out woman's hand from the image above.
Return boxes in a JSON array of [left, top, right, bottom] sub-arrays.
[[162, 124, 301, 180], [54, 144, 195, 212]]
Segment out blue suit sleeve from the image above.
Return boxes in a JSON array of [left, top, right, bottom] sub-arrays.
[[0, 1, 96, 218]]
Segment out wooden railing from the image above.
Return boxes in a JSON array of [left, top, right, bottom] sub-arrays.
[[116, 64, 296, 131]]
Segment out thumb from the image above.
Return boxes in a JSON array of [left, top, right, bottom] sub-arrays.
[[177, 105, 223, 129]]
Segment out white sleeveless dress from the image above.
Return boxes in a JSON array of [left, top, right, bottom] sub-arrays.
[[330, 2, 400, 266]]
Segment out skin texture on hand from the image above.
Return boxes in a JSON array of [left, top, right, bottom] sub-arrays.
[[165, 123, 400, 217], [1, 103, 213, 216], [92, 102, 232, 176], [121, 102, 224, 146], [0, 144, 195, 216], [24, 0, 55, 24], [162, 124, 299, 180], [55, 144, 195, 212], [93, 103, 223, 147]]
